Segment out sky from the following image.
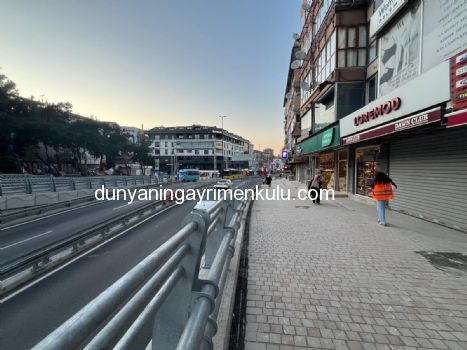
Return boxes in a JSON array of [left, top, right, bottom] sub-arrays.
[[0, 0, 301, 154]]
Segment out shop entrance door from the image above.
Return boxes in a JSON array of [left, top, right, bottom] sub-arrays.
[[338, 150, 348, 192]]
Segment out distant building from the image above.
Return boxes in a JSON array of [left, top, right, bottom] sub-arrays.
[[122, 126, 142, 144], [147, 125, 253, 174]]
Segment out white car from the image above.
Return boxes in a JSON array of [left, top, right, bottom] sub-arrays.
[[214, 179, 233, 189]]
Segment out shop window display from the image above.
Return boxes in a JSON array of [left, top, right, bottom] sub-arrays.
[[319, 153, 335, 189], [356, 146, 380, 196]]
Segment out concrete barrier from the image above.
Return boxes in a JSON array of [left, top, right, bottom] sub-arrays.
[[77, 189, 95, 197], [35, 192, 59, 206], [6, 194, 35, 210], [57, 191, 79, 202]]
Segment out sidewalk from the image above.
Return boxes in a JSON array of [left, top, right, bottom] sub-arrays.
[[244, 179, 467, 350]]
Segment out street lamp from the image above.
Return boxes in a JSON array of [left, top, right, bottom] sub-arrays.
[[219, 115, 227, 175]]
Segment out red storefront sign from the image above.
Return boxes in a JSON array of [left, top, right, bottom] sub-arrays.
[[354, 97, 401, 126], [341, 107, 441, 145], [446, 108, 467, 128], [450, 49, 467, 111]]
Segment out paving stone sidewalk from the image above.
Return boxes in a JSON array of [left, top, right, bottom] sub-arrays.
[[244, 179, 467, 350]]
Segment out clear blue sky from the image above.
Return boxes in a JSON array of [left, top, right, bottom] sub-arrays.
[[0, 0, 301, 154]]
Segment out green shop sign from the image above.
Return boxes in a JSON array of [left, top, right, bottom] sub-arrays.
[[296, 125, 340, 155], [321, 128, 334, 147]]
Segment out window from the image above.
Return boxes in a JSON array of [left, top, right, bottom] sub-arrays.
[[313, 88, 335, 133], [204, 150, 209, 155], [164, 141, 168, 147], [301, 110, 312, 136], [315, 0, 331, 34], [367, 74, 377, 103], [164, 149, 168, 155], [314, 31, 336, 86], [337, 25, 367, 68], [369, 39, 378, 63]]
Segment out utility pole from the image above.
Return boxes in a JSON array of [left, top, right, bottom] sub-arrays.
[[219, 116, 227, 176]]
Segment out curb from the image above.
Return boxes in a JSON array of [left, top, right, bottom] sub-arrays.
[[213, 199, 253, 350]]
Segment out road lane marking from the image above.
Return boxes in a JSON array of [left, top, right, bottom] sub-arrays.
[[0, 203, 181, 303], [0, 230, 53, 250]]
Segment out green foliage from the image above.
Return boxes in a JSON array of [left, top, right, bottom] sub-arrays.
[[0, 73, 152, 175]]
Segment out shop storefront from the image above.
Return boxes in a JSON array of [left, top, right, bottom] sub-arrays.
[[339, 59, 467, 231], [296, 124, 347, 191]]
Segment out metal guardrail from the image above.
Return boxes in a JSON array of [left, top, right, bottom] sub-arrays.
[[0, 181, 217, 296], [32, 179, 258, 350], [0, 175, 159, 196]]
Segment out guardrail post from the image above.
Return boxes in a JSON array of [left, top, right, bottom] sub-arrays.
[[25, 178, 32, 194], [71, 179, 76, 191], [152, 211, 208, 350], [89, 178, 93, 189], [203, 202, 228, 268]]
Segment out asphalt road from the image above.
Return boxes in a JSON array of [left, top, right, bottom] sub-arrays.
[[0, 181, 208, 266], [0, 199, 197, 350]]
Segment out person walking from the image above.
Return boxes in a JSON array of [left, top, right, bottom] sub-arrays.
[[265, 175, 272, 187], [308, 173, 322, 204], [370, 172, 397, 226]]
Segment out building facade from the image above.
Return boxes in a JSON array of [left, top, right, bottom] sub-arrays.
[[337, 0, 467, 232], [284, 0, 467, 231], [121, 126, 142, 144], [285, 0, 371, 188], [147, 125, 253, 174]]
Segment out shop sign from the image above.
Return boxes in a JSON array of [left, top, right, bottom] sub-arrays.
[[370, 0, 407, 37], [281, 150, 288, 159], [341, 107, 441, 145], [321, 129, 334, 147], [446, 108, 467, 128], [340, 60, 450, 137], [354, 98, 401, 126], [451, 49, 467, 111], [456, 65, 467, 77]]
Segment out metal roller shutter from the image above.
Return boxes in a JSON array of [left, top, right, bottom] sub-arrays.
[[389, 127, 467, 232]]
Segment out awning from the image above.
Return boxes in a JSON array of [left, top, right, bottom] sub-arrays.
[[341, 107, 441, 145], [446, 108, 467, 128]]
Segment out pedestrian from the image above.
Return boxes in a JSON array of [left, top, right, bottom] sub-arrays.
[[265, 175, 272, 187], [370, 172, 397, 226], [308, 173, 322, 204]]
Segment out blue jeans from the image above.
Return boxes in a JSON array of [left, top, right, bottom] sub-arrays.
[[376, 200, 387, 225]]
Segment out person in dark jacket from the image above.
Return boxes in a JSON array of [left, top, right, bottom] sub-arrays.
[[308, 174, 322, 204], [265, 175, 272, 187]]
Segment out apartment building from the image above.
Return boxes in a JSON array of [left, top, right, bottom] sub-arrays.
[[285, 0, 371, 187], [147, 125, 253, 174], [337, 0, 467, 232], [284, 0, 467, 231]]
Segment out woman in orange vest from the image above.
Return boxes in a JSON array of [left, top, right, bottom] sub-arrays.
[[370, 172, 397, 226]]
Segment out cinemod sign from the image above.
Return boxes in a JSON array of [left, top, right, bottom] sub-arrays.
[[354, 97, 401, 126]]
